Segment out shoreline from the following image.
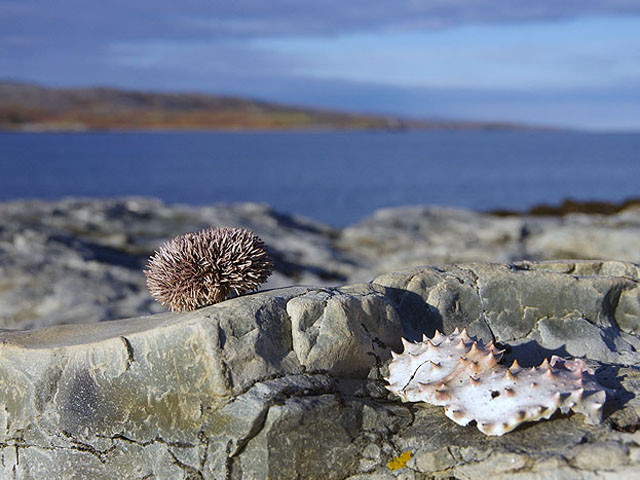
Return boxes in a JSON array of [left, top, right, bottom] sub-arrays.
[[0, 122, 545, 134], [487, 197, 640, 217], [1, 194, 639, 226], [0, 81, 542, 133]]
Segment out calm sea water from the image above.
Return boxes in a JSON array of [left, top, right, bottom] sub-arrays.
[[1, 130, 639, 226]]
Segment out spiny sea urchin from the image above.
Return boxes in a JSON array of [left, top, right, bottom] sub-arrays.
[[144, 227, 273, 311]]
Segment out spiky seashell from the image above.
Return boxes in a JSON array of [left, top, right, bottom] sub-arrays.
[[386, 328, 503, 404], [384, 329, 607, 436]]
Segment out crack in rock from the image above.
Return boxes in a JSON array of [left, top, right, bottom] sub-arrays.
[[2, 261, 640, 479]]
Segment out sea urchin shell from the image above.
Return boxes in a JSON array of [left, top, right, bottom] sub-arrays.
[[144, 227, 273, 311]]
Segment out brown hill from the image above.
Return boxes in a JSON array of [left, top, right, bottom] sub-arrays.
[[0, 82, 526, 131]]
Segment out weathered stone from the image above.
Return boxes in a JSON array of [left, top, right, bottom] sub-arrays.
[[0, 198, 350, 330], [1, 260, 640, 478], [453, 451, 530, 477], [341, 205, 640, 281], [412, 446, 457, 472], [3, 198, 640, 332], [286, 286, 401, 376], [570, 441, 629, 470], [238, 394, 362, 480]]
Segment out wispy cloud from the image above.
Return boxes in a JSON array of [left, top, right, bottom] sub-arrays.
[[107, 40, 298, 76], [2, 0, 640, 44], [260, 18, 640, 90], [2, 1, 640, 129]]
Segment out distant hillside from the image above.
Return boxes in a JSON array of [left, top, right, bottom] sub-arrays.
[[0, 82, 526, 131]]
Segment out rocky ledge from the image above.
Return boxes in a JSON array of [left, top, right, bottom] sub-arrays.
[[1, 260, 640, 479], [1, 198, 640, 330]]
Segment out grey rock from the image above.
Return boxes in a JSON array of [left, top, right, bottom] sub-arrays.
[[3, 198, 640, 331], [0, 198, 352, 329], [338, 206, 529, 277], [340, 205, 640, 281], [1, 260, 640, 479], [569, 441, 630, 471], [412, 446, 457, 472]]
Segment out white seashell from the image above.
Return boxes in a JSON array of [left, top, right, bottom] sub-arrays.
[[384, 330, 607, 436]]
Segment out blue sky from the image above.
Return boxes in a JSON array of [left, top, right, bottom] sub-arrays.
[[2, 1, 640, 130]]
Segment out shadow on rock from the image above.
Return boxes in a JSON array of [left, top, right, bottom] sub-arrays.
[[49, 234, 146, 270], [269, 248, 348, 283], [597, 365, 637, 424], [382, 287, 443, 344], [502, 340, 571, 367]]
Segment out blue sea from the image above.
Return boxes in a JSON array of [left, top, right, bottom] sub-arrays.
[[1, 130, 639, 226]]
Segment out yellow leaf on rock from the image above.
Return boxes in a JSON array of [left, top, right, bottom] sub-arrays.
[[388, 450, 412, 470]]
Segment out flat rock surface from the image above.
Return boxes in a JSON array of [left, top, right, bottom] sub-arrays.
[[2, 198, 640, 329], [1, 260, 640, 479]]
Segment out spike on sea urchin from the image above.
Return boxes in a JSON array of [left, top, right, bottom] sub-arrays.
[[144, 227, 273, 312]]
